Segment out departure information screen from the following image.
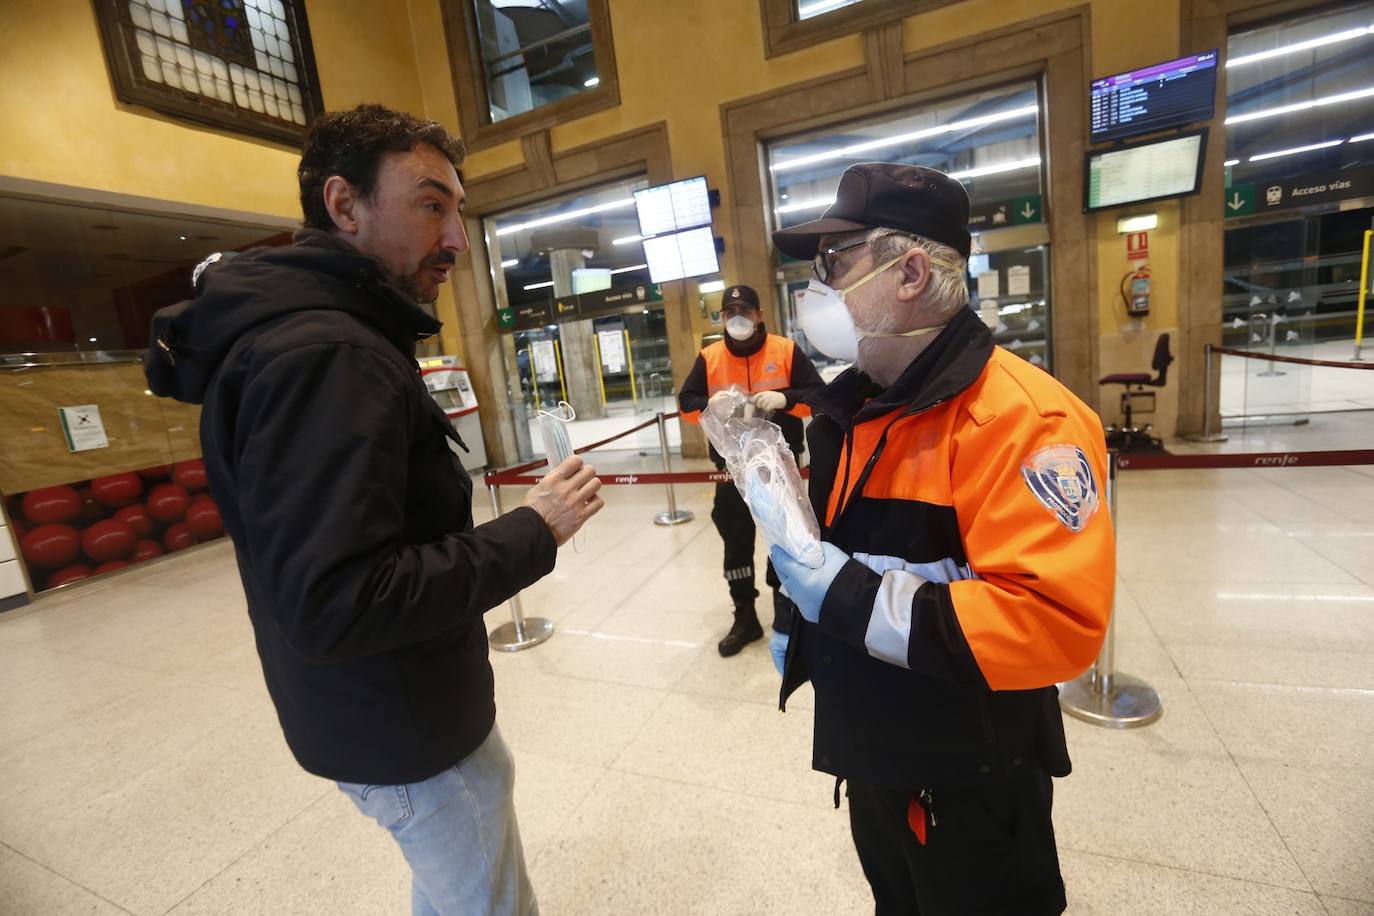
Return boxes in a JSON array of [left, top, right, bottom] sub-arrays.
[[643, 226, 719, 283], [634, 176, 712, 237], [1085, 130, 1207, 211], [1090, 51, 1218, 143]]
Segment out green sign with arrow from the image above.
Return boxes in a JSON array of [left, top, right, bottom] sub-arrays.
[[497, 307, 515, 330], [1224, 185, 1255, 218], [1010, 194, 1042, 225]]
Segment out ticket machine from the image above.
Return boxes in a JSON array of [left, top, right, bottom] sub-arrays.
[[419, 355, 488, 472]]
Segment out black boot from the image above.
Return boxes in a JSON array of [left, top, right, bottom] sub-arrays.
[[718, 603, 764, 657]]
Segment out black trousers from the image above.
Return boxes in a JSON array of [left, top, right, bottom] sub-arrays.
[[846, 768, 1067, 916], [711, 481, 794, 628]]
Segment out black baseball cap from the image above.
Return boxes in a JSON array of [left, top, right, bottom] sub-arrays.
[[772, 163, 972, 261], [720, 284, 760, 311]]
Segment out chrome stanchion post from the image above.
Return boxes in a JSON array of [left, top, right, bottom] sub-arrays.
[[1059, 451, 1163, 728], [653, 411, 694, 527], [1186, 342, 1229, 443], [486, 480, 554, 651]]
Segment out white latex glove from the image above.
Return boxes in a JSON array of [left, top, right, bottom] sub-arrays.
[[751, 390, 787, 413]]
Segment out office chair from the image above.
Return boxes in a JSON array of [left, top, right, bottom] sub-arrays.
[[1100, 333, 1173, 452]]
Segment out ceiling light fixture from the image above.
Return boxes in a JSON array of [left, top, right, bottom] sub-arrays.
[[1225, 84, 1374, 125], [496, 198, 636, 237], [773, 157, 1041, 214], [523, 280, 555, 291], [1226, 24, 1372, 69], [770, 105, 1039, 173], [1248, 138, 1344, 162]]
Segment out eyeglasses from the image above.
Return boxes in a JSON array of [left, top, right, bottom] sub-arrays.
[[812, 230, 912, 285]]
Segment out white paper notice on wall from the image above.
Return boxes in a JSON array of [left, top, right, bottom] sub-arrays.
[[58, 405, 109, 452], [531, 339, 559, 383], [1007, 265, 1031, 297], [977, 271, 1000, 300], [597, 329, 627, 374]]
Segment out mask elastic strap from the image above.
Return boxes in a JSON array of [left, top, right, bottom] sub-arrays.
[[860, 323, 947, 341]]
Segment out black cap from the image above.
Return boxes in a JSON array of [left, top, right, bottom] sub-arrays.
[[772, 163, 971, 261], [720, 284, 760, 311]]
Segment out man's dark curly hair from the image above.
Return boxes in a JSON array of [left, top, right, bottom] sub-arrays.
[[298, 104, 466, 231]]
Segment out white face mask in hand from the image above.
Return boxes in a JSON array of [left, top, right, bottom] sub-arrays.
[[796, 252, 954, 363], [725, 316, 757, 341]]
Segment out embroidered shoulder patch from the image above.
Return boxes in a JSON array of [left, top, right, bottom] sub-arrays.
[[1021, 445, 1100, 532]]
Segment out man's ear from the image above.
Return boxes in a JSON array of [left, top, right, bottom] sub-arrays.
[[323, 175, 362, 235], [894, 246, 932, 304]]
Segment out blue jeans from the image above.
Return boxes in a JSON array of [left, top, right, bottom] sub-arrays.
[[338, 724, 537, 916]]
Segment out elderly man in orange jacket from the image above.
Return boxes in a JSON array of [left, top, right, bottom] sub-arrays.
[[768, 163, 1114, 916]]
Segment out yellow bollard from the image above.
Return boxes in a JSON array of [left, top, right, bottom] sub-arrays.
[[623, 329, 639, 405], [553, 338, 568, 403], [523, 345, 541, 412], [1355, 229, 1371, 361], [592, 336, 608, 406]]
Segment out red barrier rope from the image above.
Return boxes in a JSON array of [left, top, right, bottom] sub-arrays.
[[1118, 448, 1374, 471], [485, 466, 814, 488], [1211, 345, 1373, 371], [485, 411, 684, 483]]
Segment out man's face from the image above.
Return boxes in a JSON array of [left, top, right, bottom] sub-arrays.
[[816, 231, 902, 335], [349, 144, 469, 303], [722, 301, 760, 330]]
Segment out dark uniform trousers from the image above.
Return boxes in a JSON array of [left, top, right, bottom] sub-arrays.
[[846, 766, 1066, 916]]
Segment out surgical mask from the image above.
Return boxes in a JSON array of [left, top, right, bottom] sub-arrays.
[[725, 315, 757, 341], [538, 401, 576, 466], [741, 440, 823, 568], [797, 251, 958, 363]]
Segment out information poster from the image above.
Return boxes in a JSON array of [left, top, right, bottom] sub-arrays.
[[977, 271, 1001, 300], [58, 405, 109, 452], [597, 330, 627, 374], [531, 340, 559, 383], [1007, 266, 1032, 297]]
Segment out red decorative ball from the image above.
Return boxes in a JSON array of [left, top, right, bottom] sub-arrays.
[[132, 539, 163, 563], [21, 524, 80, 569], [185, 499, 224, 541], [113, 503, 154, 538], [146, 484, 191, 524], [81, 519, 138, 564], [91, 473, 143, 509], [138, 465, 172, 481], [20, 486, 82, 525], [94, 560, 131, 575], [163, 523, 195, 552], [172, 459, 209, 493], [47, 564, 93, 589], [77, 487, 108, 523]]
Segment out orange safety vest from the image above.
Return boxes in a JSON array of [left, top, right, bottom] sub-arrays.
[[680, 334, 811, 425]]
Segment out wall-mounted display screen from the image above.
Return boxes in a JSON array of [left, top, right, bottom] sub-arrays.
[[1091, 51, 1218, 143], [642, 226, 719, 283], [1084, 129, 1209, 211], [633, 176, 712, 237]]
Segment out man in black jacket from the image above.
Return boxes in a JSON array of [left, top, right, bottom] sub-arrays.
[[145, 104, 600, 916]]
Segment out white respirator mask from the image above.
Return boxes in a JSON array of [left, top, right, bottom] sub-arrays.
[[797, 251, 960, 363], [725, 315, 757, 341]]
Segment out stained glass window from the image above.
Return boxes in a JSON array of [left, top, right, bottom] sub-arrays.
[[93, 0, 322, 144]]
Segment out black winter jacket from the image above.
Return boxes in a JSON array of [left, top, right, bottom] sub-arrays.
[[145, 231, 557, 784]]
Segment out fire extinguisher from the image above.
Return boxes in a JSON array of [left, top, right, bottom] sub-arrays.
[[1120, 263, 1151, 317]]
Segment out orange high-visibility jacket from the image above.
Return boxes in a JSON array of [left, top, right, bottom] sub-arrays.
[[780, 309, 1114, 789], [678, 332, 823, 460]]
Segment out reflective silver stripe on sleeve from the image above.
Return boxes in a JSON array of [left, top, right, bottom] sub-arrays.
[[852, 552, 975, 585], [864, 570, 925, 669]]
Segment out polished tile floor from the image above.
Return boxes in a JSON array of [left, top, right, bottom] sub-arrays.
[[2, 431, 1373, 914]]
